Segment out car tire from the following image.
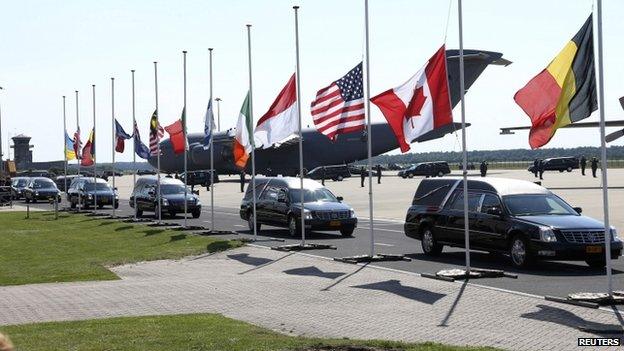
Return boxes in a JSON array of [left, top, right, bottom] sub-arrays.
[[509, 235, 534, 268], [248, 211, 261, 233], [567, 167, 572, 172], [437, 171, 444, 177], [114, 202, 119, 209], [25, 197, 30, 204], [70, 200, 76, 209], [401, 175, 406, 179], [340, 227, 354, 237], [136, 208, 143, 217], [288, 216, 301, 238], [192, 209, 201, 218], [421, 227, 443, 256], [98, 204, 104, 209], [336, 175, 343, 181], [585, 258, 606, 269], [559, 170, 564, 173], [407, 174, 414, 179]]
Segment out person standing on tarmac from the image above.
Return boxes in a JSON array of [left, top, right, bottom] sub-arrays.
[[580, 155, 587, 176], [321, 166, 326, 186], [533, 159, 539, 178], [239, 171, 245, 193], [480, 161, 488, 177], [591, 157, 599, 178], [376, 164, 382, 184], [360, 166, 365, 188], [538, 159, 545, 180]]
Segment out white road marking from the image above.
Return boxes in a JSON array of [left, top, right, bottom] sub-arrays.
[[357, 226, 404, 233], [234, 224, 246, 228], [374, 242, 394, 247]]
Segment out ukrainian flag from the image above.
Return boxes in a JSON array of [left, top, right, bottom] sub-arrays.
[[65, 131, 76, 160], [514, 15, 597, 149]]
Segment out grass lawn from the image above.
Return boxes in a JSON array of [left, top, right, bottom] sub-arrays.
[[0, 211, 242, 286], [1, 313, 500, 351]]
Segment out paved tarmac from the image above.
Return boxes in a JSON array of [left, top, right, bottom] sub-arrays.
[[23, 168, 624, 300], [1, 246, 622, 351]]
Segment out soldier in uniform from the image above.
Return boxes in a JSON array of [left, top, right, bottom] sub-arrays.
[[580, 155, 587, 176], [533, 159, 539, 178], [480, 160, 488, 177], [321, 166, 326, 186], [376, 164, 382, 184], [360, 166, 365, 188], [538, 159, 545, 180], [591, 157, 599, 178], [240, 171, 245, 193]]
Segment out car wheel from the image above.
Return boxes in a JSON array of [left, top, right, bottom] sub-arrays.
[[407, 174, 414, 179], [567, 167, 572, 172], [168, 211, 177, 218], [421, 227, 443, 256], [192, 209, 201, 218], [70, 200, 76, 209], [114, 202, 119, 209], [340, 227, 354, 237], [401, 175, 406, 179], [437, 171, 444, 177], [248, 211, 261, 232], [288, 216, 300, 238], [585, 258, 606, 269], [25, 197, 30, 204], [98, 204, 104, 209], [509, 235, 534, 268], [336, 175, 343, 181], [136, 208, 143, 217], [559, 169, 564, 173]]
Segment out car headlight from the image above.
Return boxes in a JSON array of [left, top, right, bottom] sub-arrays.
[[162, 198, 169, 206], [303, 210, 313, 220], [349, 208, 356, 218], [539, 226, 557, 242], [88, 194, 93, 199], [610, 226, 618, 240], [34, 191, 39, 196]]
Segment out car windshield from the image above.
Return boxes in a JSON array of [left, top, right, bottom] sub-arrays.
[[84, 183, 111, 191], [160, 184, 188, 195], [503, 194, 578, 216], [289, 188, 338, 203], [12, 179, 28, 187], [32, 180, 55, 189]]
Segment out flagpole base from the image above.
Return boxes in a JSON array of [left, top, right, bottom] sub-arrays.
[[422, 268, 517, 282], [195, 229, 238, 236], [271, 243, 336, 252], [122, 218, 153, 223], [546, 291, 624, 307], [147, 222, 180, 227], [333, 254, 410, 264], [240, 237, 285, 243]]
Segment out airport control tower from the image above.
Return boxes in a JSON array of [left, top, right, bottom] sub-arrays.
[[11, 134, 33, 170]]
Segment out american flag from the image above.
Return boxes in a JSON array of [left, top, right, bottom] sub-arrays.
[[311, 62, 365, 140], [149, 110, 164, 156]]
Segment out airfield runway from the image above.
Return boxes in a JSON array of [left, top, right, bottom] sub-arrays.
[[27, 168, 624, 300]]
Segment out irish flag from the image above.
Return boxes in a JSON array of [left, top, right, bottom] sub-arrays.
[[234, 92, 254, 168]]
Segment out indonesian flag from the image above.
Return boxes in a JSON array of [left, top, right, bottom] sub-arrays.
[[234, 92, 254, 168], [254, 73, 299, 148], [371, 45, 453, 153]]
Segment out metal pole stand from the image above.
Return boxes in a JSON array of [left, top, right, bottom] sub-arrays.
[[333, 253, 410, 264], [122, 217, 153, 223], [147, 221, 181, 228], [272, 243, 336, 252], [545, 291, 624, 309], [422, 268, 517, 282]]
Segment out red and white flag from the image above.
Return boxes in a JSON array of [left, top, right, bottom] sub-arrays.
[[254, 74, 299, 148], [371, 45, 453, 153]]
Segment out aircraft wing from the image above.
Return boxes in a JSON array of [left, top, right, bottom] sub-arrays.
[[499, 120, 624, 135], [413, 122, 470, 143]]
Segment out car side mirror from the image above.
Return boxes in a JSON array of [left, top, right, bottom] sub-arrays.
[[486, 207, 503, 217], [337, 196, 344, 202], [193, 190, 199, 195], [573, 207, 582, 214], [148, 190, 155, 196]]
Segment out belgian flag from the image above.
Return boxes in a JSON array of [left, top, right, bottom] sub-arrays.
[[514, 15, 597, 149]]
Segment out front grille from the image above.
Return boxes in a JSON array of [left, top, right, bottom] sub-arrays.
[[314, 210, 350, 220], [561, 230, 606, 244]]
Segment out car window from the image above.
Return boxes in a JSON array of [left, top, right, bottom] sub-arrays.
[[449, 191, 481, 212], [480, 194, 501, 214], [261, 186, 278, 201], [503, 194, 577, 216]]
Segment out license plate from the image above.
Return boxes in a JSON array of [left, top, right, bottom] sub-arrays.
[[329, 220, 341, 227], [586, 245, 603, 254]]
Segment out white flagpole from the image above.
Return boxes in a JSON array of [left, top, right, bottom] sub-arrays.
[[209, 47, 215, 232], [293, 5, 306, 245], [75, 90, 82, 210], [458, 0, 470, 273], [364, 0, 374, 257], [92, 84, 97, 215], [596, 0, 612, 295], [247, 24, 257, 241], [111, 77, 116, 218], [131, 69, 137, 221], [154, 62, 162, 224], [183, 50, 188, 228], [62, 96, 68, 194]]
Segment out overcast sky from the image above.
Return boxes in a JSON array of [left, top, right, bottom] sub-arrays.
[[1, 0, 623, 162]]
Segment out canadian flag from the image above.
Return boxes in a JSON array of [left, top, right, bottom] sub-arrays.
[[254, 73, 299, 148], [371, 45, 453, 153]]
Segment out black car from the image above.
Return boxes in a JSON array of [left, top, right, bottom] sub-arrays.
[[528, 157, 579, 173], [179, 171, 219, 187], [10, 177, 30, 199], [23, 177, 62, 203], [239, 177, 357, 237], [398, 161, 451, 178], [404, 177, 622, 268], [54, 175, 81, 192], [130, 176, 201, 218], [137, 169, 157, 175], [307, 165, 351, 181], [347, 165, 379, 177], [67, 177, 119, 209]]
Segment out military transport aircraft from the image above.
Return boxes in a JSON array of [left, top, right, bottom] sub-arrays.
[[151, 49, 512, 175]]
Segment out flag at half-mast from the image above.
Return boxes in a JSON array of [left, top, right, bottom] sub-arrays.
[[133, 121, 151, 160], [311, 62, 365, 141], [203, 99, 215, 149], [80, 128, 95, 166], [371, 45, 453, 153], [114, 119, 132, 153], [148, 110, 164, 156], [65, 131, 76, 160], [73, 127, 82, 159], [233, 92, 254, 168], [254, 74, 298, 148], [164, 108, 187, 155], [514, 15, 596, 149]]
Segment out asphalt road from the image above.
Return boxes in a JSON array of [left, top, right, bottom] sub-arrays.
[[23, 193, 624, 302]]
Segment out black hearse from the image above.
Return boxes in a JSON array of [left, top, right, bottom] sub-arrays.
[[23, 177, 61, 203], [130, 176, 201, 218], [398, 161, 451, 178], [10, 177, 30, 199], [239, 177, 357, 237], [66, 177, 118, 209], [307, 165, 351, 181], [404, 177, 621, 268]]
